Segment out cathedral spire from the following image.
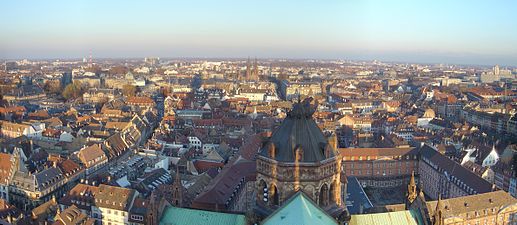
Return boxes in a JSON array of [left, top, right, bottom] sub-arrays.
[[246, 57, 251, 80], [253, 57, 258, 81]]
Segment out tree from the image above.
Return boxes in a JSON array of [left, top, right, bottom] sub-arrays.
[[43, 80, 62, 95], [122, 84, 137, 97], [109, 66, 129, 75], [62, 81, 84, 100]]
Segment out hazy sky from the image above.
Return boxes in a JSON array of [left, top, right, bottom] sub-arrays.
[[1, 0, 516, 65]]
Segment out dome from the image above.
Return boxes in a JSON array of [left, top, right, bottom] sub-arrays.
[[259, 99, 336, 163]]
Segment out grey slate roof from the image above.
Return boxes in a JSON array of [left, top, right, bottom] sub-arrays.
[[35, 167, 64, 190], [259, 100, 336, 162], [420, 144, 492, 194]]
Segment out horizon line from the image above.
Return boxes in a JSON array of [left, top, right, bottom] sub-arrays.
[[0, 56, 512, 68]]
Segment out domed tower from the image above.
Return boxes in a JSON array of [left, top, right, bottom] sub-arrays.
[[256, 99, 347, 216]]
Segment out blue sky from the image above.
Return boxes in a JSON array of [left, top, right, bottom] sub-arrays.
[[1, 0, 516, 65]]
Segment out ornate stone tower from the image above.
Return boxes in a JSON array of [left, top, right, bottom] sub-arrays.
[[256, 98, 347, 216], [406, 171, 418, 205], [171, 168, 184, 207]]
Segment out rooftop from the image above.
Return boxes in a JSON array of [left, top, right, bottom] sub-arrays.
[[259, 99, 337, 163], [261, 192, 338, 225], [159, 206, 246, 225]]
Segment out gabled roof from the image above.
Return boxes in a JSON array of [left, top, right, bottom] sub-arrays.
[[192, 159, 255, 210], [426, 190, 517, 219], [420, 144, 492, 194], [104, 133, 128, 158], [35, 167, 64, 190], [261, 192, 338, 225], [0, 153, 13, 185], [54, 204, 95, 225], [94, 184, 136, 211], [77, 144, 106, 167], [59, 183, 99, 211]]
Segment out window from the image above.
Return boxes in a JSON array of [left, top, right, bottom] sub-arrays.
[[131, 215, 144, 221]]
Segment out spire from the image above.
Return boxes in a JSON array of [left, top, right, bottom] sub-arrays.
[[433, 195, 444, 225], [246, 57, 251, 80], [407, 171, 417, 203], [172, 166, 183, 207], [253, 57, 258, 80], [174, 166, 181, 185], [419, 180, 425, 198]]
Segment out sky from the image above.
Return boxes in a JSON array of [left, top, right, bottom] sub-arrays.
[[1, 0, 516, 66]]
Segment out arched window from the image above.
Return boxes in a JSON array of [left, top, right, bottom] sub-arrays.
[[329, 181, 337, 205], [319, 183, 329, 206], [270, 184, 279, 206]]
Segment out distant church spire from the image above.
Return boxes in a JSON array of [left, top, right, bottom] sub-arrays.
[[253, 57, 259, 81], [246, 57, 251, 80]]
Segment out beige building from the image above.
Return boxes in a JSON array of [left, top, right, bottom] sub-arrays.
[[83, 89, 116, 103], [92, 184, 138, 225], [283, 81, 322, 100], [337, 114, 372, 132]]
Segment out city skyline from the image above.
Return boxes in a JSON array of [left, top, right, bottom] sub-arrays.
[[1, 0, 517, 66]]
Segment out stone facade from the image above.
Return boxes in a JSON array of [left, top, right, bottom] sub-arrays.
[[254, 99, 347, 217], [256, 157, 344, 208]]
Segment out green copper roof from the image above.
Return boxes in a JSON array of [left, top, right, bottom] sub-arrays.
[[159, 206, 246, 225], [349, 210, 422, 225], [261, 192, 338, 225]]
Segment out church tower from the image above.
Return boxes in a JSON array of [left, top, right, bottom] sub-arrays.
[[146, 191, 158, 225], [253, 58, 259, 81], [255, 98, 347, 217], [171, 168, 184, 207], [246, 57, 251, 80]]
